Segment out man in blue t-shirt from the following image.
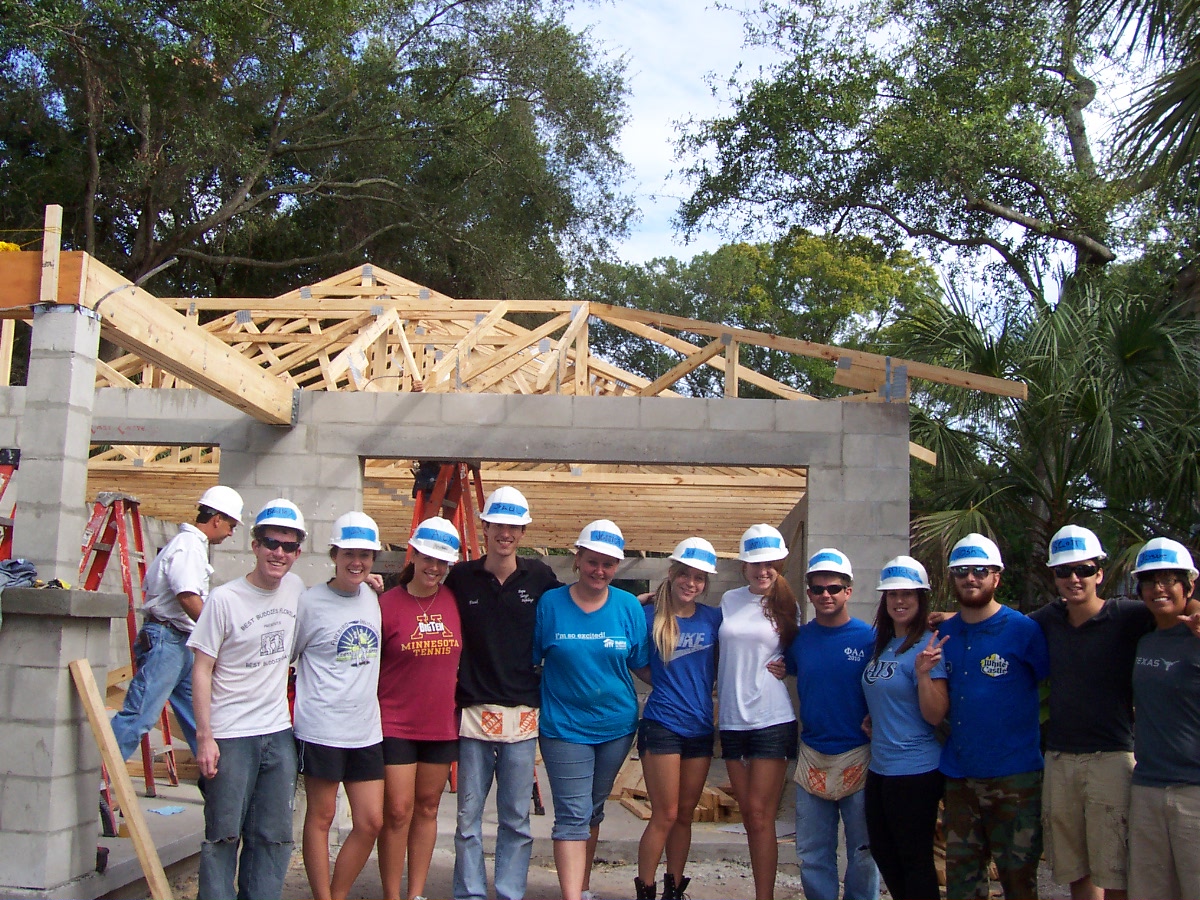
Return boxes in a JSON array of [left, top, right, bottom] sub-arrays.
[[938, 534, 1050, 900], [785, 548, 880, 900]]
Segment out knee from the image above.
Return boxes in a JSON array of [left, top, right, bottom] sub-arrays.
[[305, 802, 336, 833], [414, 793, 443, 821], [673, 806, 695, 829], [383, 796, 413, 829], [354, 808, 384, 839]]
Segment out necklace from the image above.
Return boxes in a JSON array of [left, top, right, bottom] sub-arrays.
[[408, 583, 439, 616]]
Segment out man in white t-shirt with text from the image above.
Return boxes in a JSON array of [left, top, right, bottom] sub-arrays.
[[189, 499, 307, 900]]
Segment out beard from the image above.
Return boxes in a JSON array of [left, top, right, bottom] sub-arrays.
[[956, 585, 996, 608]]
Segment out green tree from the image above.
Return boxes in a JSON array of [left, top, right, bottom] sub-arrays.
[[891, 280, 1200, 610], [576, 229, 940, 397], [0, 0, 631, 298], [675, 0, 1198, 305]]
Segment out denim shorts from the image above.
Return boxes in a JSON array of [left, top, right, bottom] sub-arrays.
[[637, 718, 715, 759], [719, 720, 798, 760], [296, 739, 385, 782], [382, 736, 459, 765]]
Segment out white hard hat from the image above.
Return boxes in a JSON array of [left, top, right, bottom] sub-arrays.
[[669, 537, 718, 574], [949, 533, 1004, 571], [480, 486, 533, 525], [575, 519, 625, 559], [330, 511, 382, 550], [877, 555, 931, 591], [1046, 525, 1106, 567], [408, 516, 461, 563], [198, 485, 244, 523], [737, 524, 788, 563], [1132, 537, 1198, 579], [255, 498, 307, 540], [807, 547, 854, 579]]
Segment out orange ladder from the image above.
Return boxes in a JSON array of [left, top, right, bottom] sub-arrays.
[[0, 448, 19, 559], [80, 493, 179, 798]]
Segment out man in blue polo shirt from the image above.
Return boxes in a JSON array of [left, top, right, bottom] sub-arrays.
[[938, 533, 1049, 900]]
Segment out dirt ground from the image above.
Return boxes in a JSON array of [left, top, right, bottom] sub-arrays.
[[165, 844, 1070, 899]]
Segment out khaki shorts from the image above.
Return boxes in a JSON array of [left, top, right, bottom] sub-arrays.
[[1042, 750, 1133, 889], [1127, 782, 1200, 899]]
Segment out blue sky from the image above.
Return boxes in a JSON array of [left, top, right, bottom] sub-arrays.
[[565, 1, 783, 265]]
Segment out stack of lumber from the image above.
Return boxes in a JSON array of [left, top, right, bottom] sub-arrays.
[[608, 758, 741, 823]]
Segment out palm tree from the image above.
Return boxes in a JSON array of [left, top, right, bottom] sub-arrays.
[[890, 281, 1200, 609], [1091, 0, 1200, 176]]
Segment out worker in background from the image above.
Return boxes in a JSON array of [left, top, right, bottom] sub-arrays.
[[189, 499, 308, 900], [109, 485, 243, 762], [448, 487, 560, 900]]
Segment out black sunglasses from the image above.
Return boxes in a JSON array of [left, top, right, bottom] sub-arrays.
[[807, 583, 847, 596], [1053, 564, 1099, 579], [950, 565, 993, 579], [258, 536, 301, 553]]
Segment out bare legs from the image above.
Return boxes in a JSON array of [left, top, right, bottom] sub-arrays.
[[726, 757, 788, 900], [637, 752, 712, 885], [302, 777, 384, 900], [379, 762, 451, 899]]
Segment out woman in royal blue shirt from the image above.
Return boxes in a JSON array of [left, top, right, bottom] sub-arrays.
[[634, 538, 722, 900]]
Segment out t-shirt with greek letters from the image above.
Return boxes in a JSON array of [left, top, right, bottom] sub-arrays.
[[377, 583, 462, 741], [187, 573, 303, 739]]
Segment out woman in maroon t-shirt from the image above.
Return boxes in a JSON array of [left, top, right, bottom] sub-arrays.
[[377, 517, 463, 900]]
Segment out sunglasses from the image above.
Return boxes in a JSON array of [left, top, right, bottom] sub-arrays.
[[1138, 573, 1183, 589], [807, 583, 847, 596], [950, 565, 993, 579], [258, 536, 301, 553], [1053, 564, 1099, 579]]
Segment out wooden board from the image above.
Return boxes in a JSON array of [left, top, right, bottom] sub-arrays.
[[69, 659, 174, 900]]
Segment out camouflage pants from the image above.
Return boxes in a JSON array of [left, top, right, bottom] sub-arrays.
[[943, 771, 1043, 899]]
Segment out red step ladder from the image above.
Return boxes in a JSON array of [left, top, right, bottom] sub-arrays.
[[80, 493, 179, 798], [0, 448, 19, 560]]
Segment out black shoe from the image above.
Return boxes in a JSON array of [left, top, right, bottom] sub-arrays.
[[634, 877, 657, 900], [663, 873, 690, 899]]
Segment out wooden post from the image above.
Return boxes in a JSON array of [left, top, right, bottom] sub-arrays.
[[68, 659, 174, 900]]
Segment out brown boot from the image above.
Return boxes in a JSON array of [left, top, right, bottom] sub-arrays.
[[634, 877, 657, 900]]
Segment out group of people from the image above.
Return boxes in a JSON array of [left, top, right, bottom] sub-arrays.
[[106, 482, 1200, 900]]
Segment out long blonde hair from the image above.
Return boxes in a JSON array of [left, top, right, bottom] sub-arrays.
[[652, 561, 708, 663]]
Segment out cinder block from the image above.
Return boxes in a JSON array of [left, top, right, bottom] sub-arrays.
[[840, 401, 909, 435], [309, 391, 379, 424], [0, 829, 50, 888], [29, 305, 101, 355], [441, 394, 509, 427], [0, 385, 25, 418], [636, 398, 709, 431], [8, 666, 73, 723], [240, 423, 314, 455], [570, 396, 631, 429], [317, 455, 365, 491], [706, 398, 774, 431], [774, 398, 844, 434], [505, 395, 574, 427], [372, 393, 445, 426], [253, 453, 320, 489], [804, 466, 845, 501]]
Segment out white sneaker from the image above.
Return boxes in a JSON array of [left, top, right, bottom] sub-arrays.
[[581, 892, 602, 900]]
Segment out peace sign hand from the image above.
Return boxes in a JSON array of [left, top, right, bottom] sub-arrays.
[[916, 631, 949, 676]]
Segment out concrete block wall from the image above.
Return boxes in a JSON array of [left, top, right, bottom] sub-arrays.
[[0, 588, 125, 893], [87, 390, 911, 595]]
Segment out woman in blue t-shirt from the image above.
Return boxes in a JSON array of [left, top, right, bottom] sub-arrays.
[[533, 519, 650, 900], [634, 538, 723, 900], [861, 556, 948, 900]]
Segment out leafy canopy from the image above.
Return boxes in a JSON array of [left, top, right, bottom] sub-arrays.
[[0, 0, 632, 297]]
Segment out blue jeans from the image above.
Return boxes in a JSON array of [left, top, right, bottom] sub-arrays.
[[795, 785, 880, 900], [110, 622, 199, 761], [540, 733, 635, 841], [198, 729, 297, 900], [453, 737, 537, 900]]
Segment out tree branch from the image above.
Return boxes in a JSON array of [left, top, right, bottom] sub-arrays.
[[962, 195, 1115, 261]]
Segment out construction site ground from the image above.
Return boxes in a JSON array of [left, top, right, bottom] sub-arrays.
[[99, 756, 1070, 900]]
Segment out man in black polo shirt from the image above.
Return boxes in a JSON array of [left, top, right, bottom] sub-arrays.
[[1031, 525, 1151, 900], [448, 486, 560, 900]]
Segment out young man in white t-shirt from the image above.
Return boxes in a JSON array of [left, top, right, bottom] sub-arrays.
[[189, 499, 307, 900]]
